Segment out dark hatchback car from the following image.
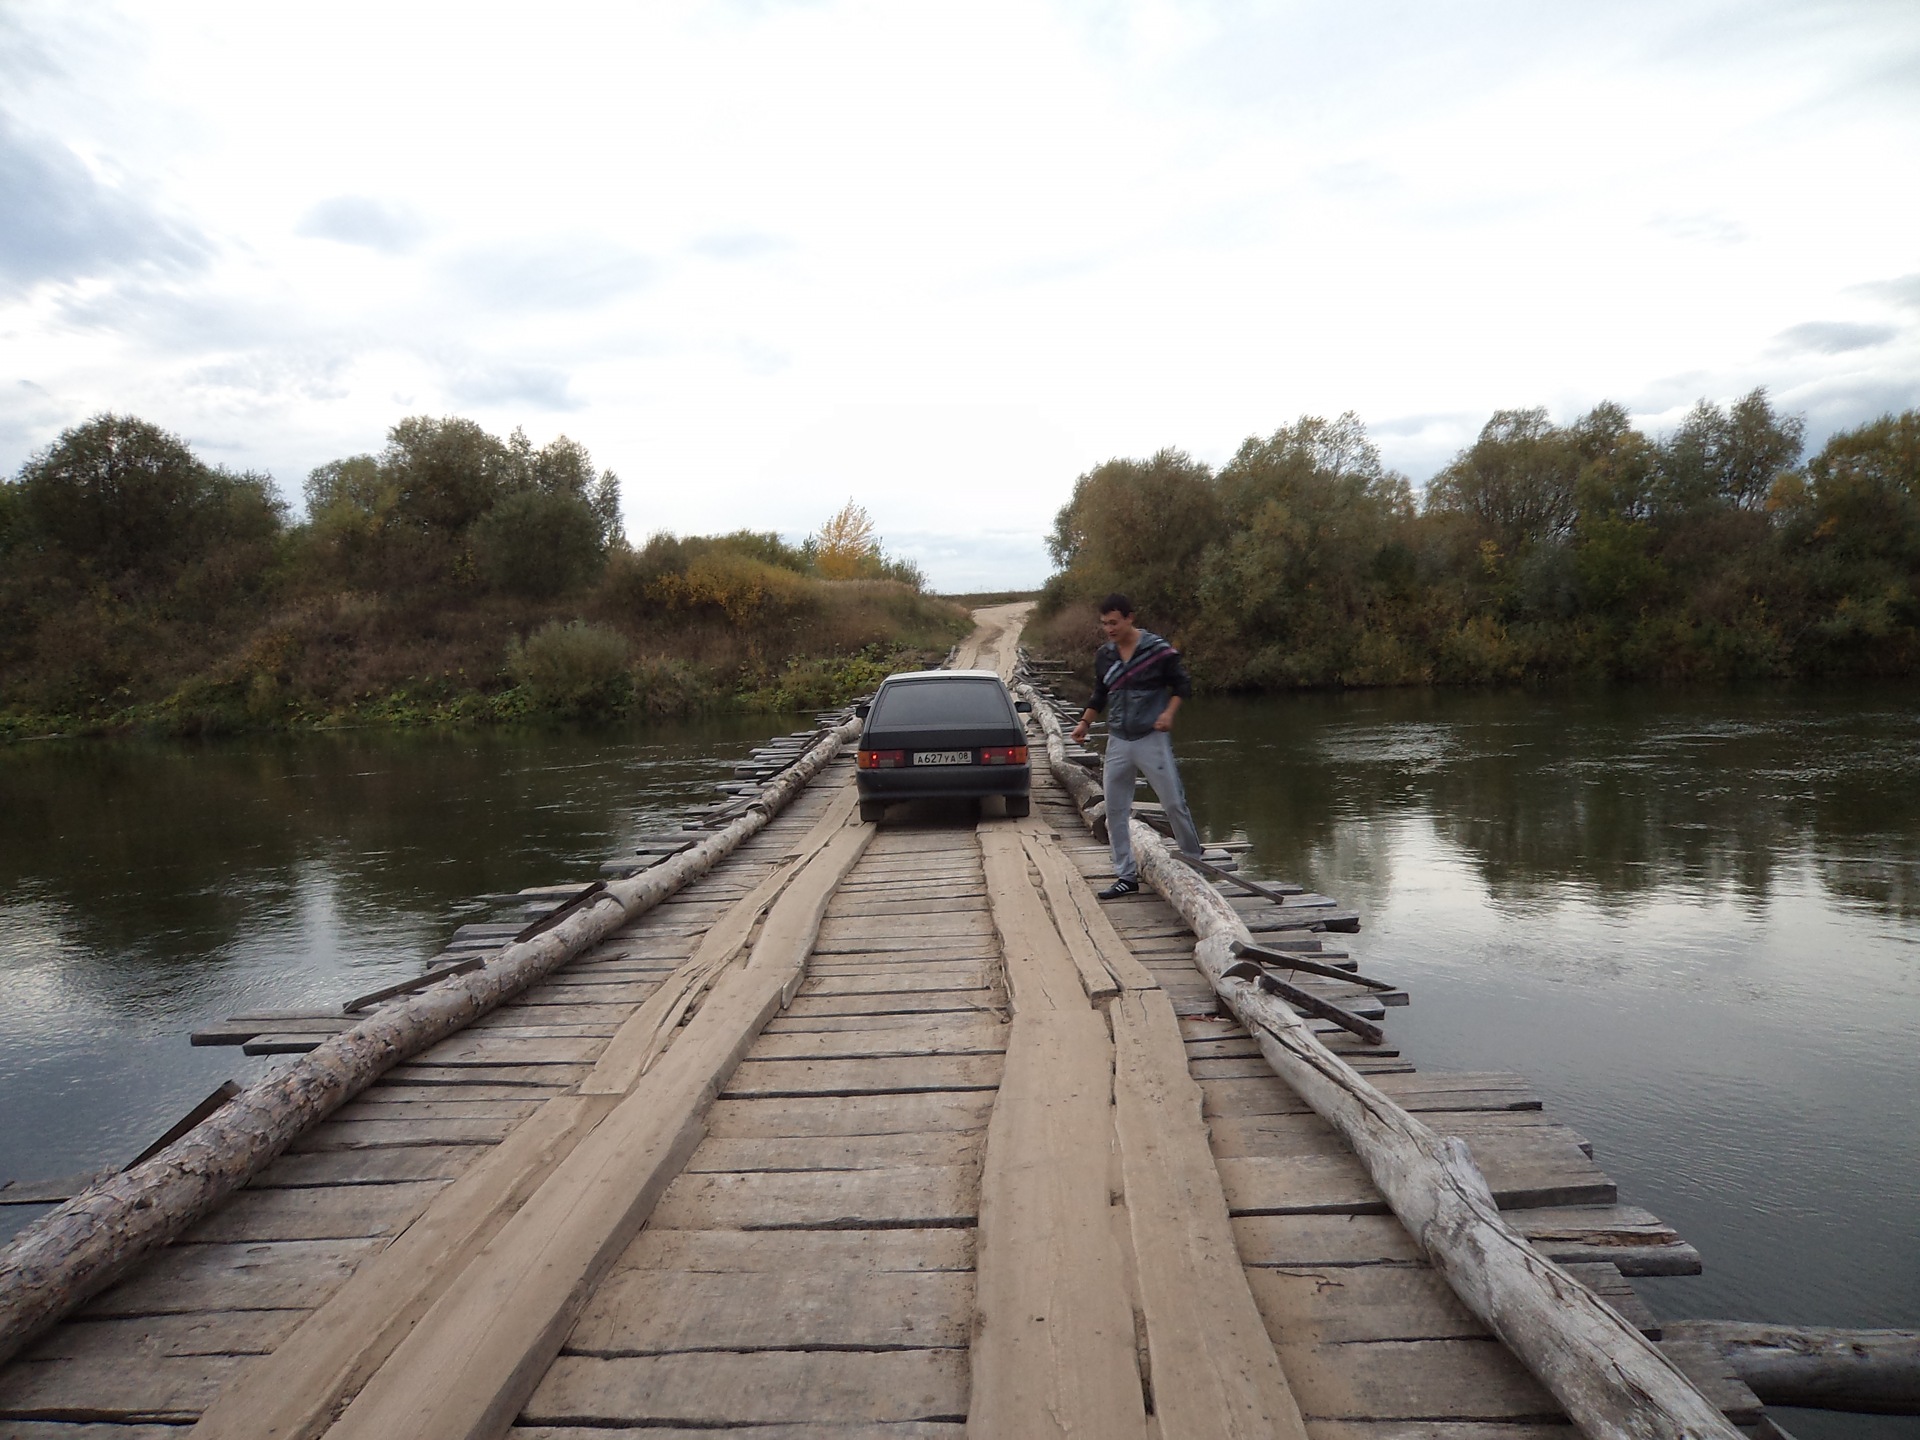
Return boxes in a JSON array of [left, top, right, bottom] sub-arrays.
[[854, 670, 1033, 823]]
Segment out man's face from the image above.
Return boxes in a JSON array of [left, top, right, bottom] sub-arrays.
[[1099, 609, 1135, 643]]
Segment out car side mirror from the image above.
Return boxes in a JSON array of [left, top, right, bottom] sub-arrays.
[[1014, 699, 1032, 713], [854, 701, 870, 718]]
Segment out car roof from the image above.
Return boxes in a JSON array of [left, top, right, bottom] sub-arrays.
[[878, 669, 1005, 685]]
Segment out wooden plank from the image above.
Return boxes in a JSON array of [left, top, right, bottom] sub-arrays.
[[802, 948, 998, 971], [1230, 1209, 1700, 1277], [411, 1035, 606, 1067], [566, 1268, 972, 1352], [1218, 1140, 1616, 1215], [1503, 1207, 1703, 1276], [81, 1239, 383, 1316], [610, 1226, 973, 1276], [322, 805, 876, 1440], [765, 1007, 1002, 1032], [648, 1164, 977, 1230], [383, 1062, 593, 1087], [970, 825, 1147, 1438], [187, 1093, 620, 1440], [0, 1348, 247, 1421], [1199, 1072, 1541, 1119], [1245, 1262, 1655, 1346], [779, 989, 1000, 1018], [0, 1423, 190, 1439], [1208, 1111, 1594, 1162], [1019, 831, 1156, 997], [1272, 1338, 1559, 1422], [817, 913, 994, 941], [749, 1017, 1007, 1061], [1108, 984, 1310, 1439], [1281, 1421, 1573, 1440], [685, 1131, 982, 1173], [180, 1179, 447, 1243], [253, 1146, 482, 1187], [705, 1092, 997, 1140], [288, 1116, 525, 1149], [721, 1054, 1003, 1097], [824, 894, 991, 917], [522, 1349, 969, 1427], [349, 1085, 561, 1105], [15, 1310, 306, 1361], [578, 795, 859, 1097], [798, 971, 995, 997]]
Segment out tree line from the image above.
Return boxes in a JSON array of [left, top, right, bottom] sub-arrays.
[[1036, 393, 1920, 687], [0, 414, 955, 733]]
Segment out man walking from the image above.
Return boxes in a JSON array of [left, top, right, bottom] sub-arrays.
[[1069, 593, 1206, 898]]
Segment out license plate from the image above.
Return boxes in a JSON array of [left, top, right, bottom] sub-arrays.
[[913, 750, 972, 765]]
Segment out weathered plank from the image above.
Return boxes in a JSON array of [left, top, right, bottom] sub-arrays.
[[1199, 1071, 1540, 1119], [1274, 1338, 1559, 1422], [705, 1092, 997, 1140], [722, 1055, 1003, 1098], [566, 1268, 973, 1353], [1246, 1262, 1654, 1346], [970, 825, 1147, 1438], [322, 806, 876, 1440], [684, 1132, 982, 1173], [0, 1348, 248, 1421], [1208, 1110, 1594, 1162], [179, 1179, 448, 1243], [649, 1164, 977, 1230], [522, 1349, 970, 1428], [187, 1092, 620, 1440], [609, 1226, 974, 1276], [1218, 1140, 1615, 1215], [1108, 983, 1310, 1439], [749, 1017, 1007, 1061], [81, 1239, 382, 1316]]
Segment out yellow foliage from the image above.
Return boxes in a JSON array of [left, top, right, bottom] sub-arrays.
[[645, 550, 812, 624], [814, 500, 878, 581]]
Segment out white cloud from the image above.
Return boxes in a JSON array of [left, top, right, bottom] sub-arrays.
[[295, 196, 424, 254], [1, 0, 1917, 589]]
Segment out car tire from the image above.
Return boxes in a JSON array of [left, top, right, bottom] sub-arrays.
[[1004, 794, 1031, 818], [859, 800, 886, 824]]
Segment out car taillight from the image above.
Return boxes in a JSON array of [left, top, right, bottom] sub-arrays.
[[980, 745, 1028, 766], [858, 749, 908, 769]]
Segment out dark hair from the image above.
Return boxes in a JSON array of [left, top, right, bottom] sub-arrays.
[[1098, 592, 1133, 617]]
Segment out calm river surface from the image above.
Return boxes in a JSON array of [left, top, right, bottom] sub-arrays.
[[3, 691, 1917, 1437]]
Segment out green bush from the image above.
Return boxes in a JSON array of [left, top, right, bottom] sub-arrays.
[[506, 620, 634, 718], [473, 488, 607, 598]]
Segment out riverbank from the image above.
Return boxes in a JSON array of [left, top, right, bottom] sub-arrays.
[[0, 584, 971, 742]]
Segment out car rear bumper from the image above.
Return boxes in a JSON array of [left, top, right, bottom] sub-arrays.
[[856, 765, 1031, 801]]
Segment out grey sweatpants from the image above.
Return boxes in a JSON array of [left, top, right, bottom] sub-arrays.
[[1103, 729, 1204, 881]]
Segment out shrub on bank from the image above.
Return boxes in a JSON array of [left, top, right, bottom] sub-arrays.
[[506, 621, 635, 718]]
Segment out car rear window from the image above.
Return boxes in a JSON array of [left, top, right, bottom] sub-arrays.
[[871, 680, 1013, 727]]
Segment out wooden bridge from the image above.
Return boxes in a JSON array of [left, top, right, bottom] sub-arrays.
[[0, 606, 1796, 1438]]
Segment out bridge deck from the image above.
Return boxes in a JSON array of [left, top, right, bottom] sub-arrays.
[[0, 609, 1759, 1438]]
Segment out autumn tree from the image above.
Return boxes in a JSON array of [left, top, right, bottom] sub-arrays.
[[812, 500, 879, 580]]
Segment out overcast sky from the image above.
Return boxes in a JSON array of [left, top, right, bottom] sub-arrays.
[[3, 1, 1917, 590]]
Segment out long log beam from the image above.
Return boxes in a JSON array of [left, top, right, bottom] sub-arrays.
[[0, 715, 862, 1368], [1017, 676, 1744, 1440], [1664, 1321, 1920, 1414]]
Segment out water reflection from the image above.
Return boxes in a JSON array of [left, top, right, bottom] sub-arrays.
[[1179, 684, 1920, 1440], [1181, 687, 1920, 924], [0, 715, 786, 1221]]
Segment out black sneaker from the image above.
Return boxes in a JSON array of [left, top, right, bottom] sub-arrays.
[[1096, 879, 1140, 900]]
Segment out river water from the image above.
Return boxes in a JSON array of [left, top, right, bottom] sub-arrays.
[[2, 692, 1916, 1436]]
